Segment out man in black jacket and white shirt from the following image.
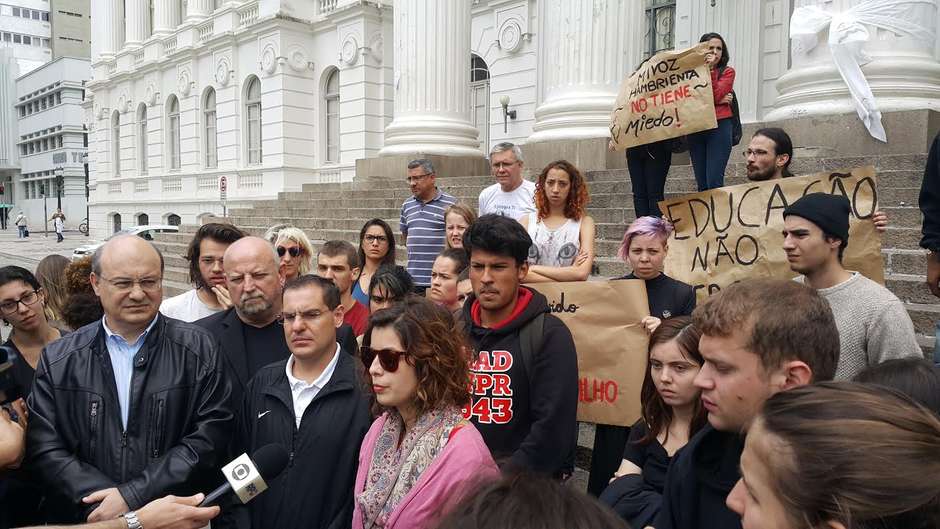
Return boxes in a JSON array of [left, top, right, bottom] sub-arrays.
[[217, 274, 370, 529], [25, 235, 233, 524], [460, 214, 578, 478]]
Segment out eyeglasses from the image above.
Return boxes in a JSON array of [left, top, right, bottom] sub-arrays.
[[364, 235, 388, 244], [277, 246, 304, 258], [98, 276, 162, 293], [491, 161, 519, 170], [0, 289, 41, 315], [361, 346, 409, 372], [279, 309, 328, 325], [405, 174, 432, 183], [743, 149, 772, 157]]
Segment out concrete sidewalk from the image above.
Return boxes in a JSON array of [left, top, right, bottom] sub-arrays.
[[0, 228, 99, 268]]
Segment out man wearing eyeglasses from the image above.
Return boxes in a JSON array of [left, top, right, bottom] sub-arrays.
[[400, 158, 457, 294], [478, 142, 536, 220], [25, 234, 234, 524], [215, 275, 370, 529]]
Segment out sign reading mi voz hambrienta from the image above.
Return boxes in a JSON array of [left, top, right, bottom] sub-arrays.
[[609, 41, 717, 150], [529, 280, 650, 427], [659, 166, 884, 301]]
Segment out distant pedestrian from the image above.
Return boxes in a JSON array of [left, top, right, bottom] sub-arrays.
[[50, 209, 65, 242], [14, 211, 26, 238]]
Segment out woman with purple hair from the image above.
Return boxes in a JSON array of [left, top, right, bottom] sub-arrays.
[[587, 215, 697, 496]]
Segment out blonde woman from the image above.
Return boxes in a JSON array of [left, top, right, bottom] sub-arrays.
[[444, 203, 476, 250], [273, 226, 314, 280]]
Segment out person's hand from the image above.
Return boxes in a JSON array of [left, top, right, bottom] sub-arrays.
[[704, 52, 718, 67], [83, 488, 129, 522], [721, 92, 733, 105], [641, 316, 662, 335], [136, 494, 220, 529], [608, 140, 616, 151], [872, 210, 888, 233], [0, 399, 27, 470], [574, 250, 591, 266], [211, 285, 233, 309], [928, 252, 940, 298]]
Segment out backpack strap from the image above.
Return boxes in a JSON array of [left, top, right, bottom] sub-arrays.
[[518, 312, 545, 386]]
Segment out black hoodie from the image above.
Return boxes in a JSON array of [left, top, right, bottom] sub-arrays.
[[653, 424, 744, 529], [461, 287, 579, 477]]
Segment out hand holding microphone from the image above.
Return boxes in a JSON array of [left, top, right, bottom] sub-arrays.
[[199, 443, 289, 507]]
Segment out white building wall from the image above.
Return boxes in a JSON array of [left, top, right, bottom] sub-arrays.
[[0, 0, 53, 74]]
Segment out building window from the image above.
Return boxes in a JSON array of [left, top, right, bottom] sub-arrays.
[[12, 7, 20, 16], [137, 213, 149, 225], [112, 111, 121, 176], [245, 76, 261, 165], [112, 213, 122, 233], [470, 54, 490, 150], [56, 92, 61, 105], [167, 213, 181, 226], [42, 12, 49, 21], [644, 0, 676, 58], [167, 95, 181, 170], [204, 88, 217, 168], [138, 104, 148, 175], [324, 68, 339, 163]]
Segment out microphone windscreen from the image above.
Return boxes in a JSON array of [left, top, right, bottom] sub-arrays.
[[251, 443, 289, 481]]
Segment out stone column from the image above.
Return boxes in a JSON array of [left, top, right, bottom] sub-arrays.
[[378, 0, 480, 157], [153, 0, 183, 36], [185, 0, 214, 23], [92, 0, 123, 59], [527, 0, 644, 142], [125, 0, 151, 47], [766, 0, 940, 126]]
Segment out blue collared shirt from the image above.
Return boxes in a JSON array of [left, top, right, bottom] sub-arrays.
[[102, 314, 160, 429]]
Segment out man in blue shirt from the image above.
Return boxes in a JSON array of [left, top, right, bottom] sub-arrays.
[[400, 158, 457, 294], [26, 234, 233, 524]]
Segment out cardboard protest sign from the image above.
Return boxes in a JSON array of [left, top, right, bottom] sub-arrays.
[[658, 167, 883, 301], [610, 42, 717, 150], [529, 280, 650, 427]]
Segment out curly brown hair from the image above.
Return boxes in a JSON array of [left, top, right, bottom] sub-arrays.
[[362, 296, 471, 416], [64, 256, 95, 295], [534, 160, 590, 222]]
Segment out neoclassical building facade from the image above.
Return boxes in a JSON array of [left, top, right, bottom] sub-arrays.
[[84, 0, 940, 236]]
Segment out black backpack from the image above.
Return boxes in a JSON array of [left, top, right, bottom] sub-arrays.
[[719, 66, 742, 146]]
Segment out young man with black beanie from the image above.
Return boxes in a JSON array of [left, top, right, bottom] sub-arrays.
[[460, 214, 578, 478], [783, 193, 921, 379]]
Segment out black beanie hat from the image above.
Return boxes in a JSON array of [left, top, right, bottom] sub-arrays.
[[783, 193, 851, 243]]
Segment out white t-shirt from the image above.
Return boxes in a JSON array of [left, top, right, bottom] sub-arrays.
[[53, 217, 64, 232], [159, 289, 222, 322], [478, 180, 537, 220]]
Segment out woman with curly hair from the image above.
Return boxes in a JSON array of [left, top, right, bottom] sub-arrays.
[[62, 256, 103, 330], [519, 160, 595, 282], [353, 296, 498, 529]]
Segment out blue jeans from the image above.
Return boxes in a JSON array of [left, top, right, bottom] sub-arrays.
[[17, 226, 25, 238], [688, 117, 733, 191]]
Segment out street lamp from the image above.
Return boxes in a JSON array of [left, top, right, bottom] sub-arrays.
[[40, 183, 48, 237], [53, 166, 63, 210]]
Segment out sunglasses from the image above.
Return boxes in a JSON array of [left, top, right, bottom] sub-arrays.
[[361, 346, 408, 372], [277, 246, 303, 258]]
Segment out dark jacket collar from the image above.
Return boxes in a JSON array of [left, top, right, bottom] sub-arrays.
[[261, 348, 361, 413]]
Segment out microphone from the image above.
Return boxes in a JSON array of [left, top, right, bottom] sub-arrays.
[[198, 444, 289, 507]]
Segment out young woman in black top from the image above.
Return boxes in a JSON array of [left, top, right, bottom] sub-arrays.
[[587, 216, 697, 496], [600, 316, 707, 527]]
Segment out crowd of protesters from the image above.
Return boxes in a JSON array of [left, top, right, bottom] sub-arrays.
[[0, 124, 937, 529]]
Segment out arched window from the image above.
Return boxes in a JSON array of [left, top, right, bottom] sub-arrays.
[[470, 54, 490, 150], [245, 77, 262, 165], [137, 104, 148, 175], [167, 213, 181, 226], [204, 88, 217, 168], [137, 213, 149, 225], [112, 213, 122, 233], [167, 95, 181, 170], [111, 111, 121, 176], [324, 68, 340, 163]]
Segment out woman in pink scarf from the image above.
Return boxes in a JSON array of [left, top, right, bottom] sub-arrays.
[[353, 297, 499, 529]]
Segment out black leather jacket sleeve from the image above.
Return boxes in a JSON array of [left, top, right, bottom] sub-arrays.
[[26, 352, 118, 506], [116, 351, 234, 510]]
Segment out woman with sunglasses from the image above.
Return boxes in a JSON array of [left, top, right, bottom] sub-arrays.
[[0, 265, 62, 396], [273, 226, 314, 280], [355, 219, 397, 307], [354, 297, 498, 529]]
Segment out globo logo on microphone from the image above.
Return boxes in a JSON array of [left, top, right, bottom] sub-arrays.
[[222, 453, 269, 503]]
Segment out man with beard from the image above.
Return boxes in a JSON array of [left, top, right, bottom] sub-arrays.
[[743, 127, 887, 230], [160, 223, 245, 322]]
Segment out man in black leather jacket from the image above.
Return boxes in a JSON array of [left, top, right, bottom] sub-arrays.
[[25, 235, 234, 523]]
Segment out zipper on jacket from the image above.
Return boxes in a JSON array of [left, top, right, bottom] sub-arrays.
[[88, 401, 99, 460], [151, 398, 165, 458], [120, 430, 128, 482]]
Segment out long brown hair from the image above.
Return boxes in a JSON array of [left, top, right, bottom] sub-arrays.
[[534, 160, 590, 222], [35, 254, 70, 323], [759, 382, 940, 529], [637, 316, 707, 445]]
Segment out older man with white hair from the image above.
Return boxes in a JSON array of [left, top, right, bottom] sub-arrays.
[[478, 142, 536, 220]]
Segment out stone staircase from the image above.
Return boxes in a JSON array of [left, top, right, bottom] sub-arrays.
[[152, 152, 938, 352]]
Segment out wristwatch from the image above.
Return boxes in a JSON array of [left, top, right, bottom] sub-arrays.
[[123, 511, 143, 529]]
